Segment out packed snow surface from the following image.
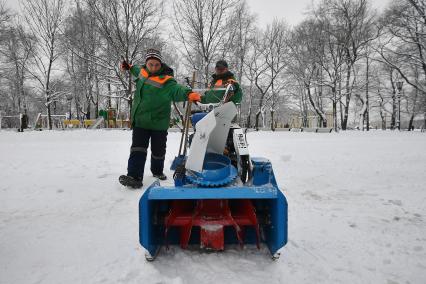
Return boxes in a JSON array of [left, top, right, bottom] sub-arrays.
[[1, 129, 425, 284]]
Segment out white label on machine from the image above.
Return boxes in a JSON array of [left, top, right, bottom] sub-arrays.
[[233, 128, 249, 156]]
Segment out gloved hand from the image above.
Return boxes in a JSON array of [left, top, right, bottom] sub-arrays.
[[120, 60, 131, 71], [188, 92, 201, 102], [227, 79, 237, 84]]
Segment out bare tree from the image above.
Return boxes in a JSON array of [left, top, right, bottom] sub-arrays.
[[318, 0, 377, 130], [221, 0, 256, 82], [0, 1, 11, 78], [62, 2, 102, 119], [0, 25, 34, 114], [172, 0, 239, 86], [242, 39, 261, 129], [22, 0, 66, 129], [245, 21, 289, 130], [288, 19, 329, 128], [85, 0, 163, 115], [313, 7, 348, 130], [264, 21, 290, 131], [407, 66, 421, 130], [2, 0, 423, 131], [217, 0, 256, 126], [376, 0, 426, 129], [0, 1, 12, 115], [0, 0, 9, 30]]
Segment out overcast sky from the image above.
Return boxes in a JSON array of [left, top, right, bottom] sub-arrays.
[[5, 0, 392, 27], [245, 0, 392, 27]]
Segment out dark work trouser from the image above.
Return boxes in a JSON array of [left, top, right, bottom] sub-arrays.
[[127, 127, 168, 180]]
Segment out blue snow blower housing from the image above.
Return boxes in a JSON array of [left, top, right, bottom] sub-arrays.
[[139, 101, 288, 261]]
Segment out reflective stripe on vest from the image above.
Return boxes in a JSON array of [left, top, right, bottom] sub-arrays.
[[138, 68, 173, 87], [145, 79, 164, 88]]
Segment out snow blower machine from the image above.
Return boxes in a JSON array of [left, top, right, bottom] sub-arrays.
[[139, 85, 288, 261]]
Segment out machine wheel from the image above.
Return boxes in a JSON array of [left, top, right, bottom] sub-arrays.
[[144, 247, 160, 262], [145, 252, 155, 262], [272, 252, 281, 261]]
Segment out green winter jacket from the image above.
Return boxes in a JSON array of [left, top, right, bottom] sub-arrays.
[[130, 64, 191, 130], [202, 71, 243, 104]]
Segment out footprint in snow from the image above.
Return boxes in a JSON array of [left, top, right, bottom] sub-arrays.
[[348, 222, 357, 228], [386, 199, 403, 206], [413, 246, 423, 252], [280, 155, 292, 162]]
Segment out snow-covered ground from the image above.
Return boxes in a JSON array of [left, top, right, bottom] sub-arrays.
[[1, 129, 425, 284]]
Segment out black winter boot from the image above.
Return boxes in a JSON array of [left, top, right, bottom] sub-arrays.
[[119, 175, 143, 189], [153, 173, 167, 180]]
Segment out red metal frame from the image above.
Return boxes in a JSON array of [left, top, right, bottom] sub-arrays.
[[164, 199, 260, 251]]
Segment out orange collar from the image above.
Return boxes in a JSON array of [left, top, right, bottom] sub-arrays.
[[139, 68, 173, 85]]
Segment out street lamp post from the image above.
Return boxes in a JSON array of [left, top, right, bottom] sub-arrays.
[[396, 81, 404, 130]]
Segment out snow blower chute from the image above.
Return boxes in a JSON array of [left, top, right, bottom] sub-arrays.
[[139, 99, 288, 261]]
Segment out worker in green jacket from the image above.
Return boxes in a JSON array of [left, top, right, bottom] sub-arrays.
[[202, 60, 243, 104], [119, 48, 201, 189]]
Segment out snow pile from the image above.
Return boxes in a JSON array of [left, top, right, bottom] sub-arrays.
[[1, 130, 425, 283]]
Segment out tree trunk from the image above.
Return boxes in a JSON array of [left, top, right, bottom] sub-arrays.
[[342, 100, 350, 130], [424, 110, 426, 130], [302, 91, 308, 127], [255, 111, 261, 131], [95, 75, 99, 118], [75, 100, 80, 121], [246, 81, 254, 128], [408, 114, 415, 131], [408, 80, 419, 131], [365, 55, 370, 131], [107, 80, 112, 108], [333, 99, 337, 131], [246, 114, 251, 129], [391, 90, 396, 130], [204, 61, 209, 88], [378, 98, 386, 130], [365, 99, 369, 131], [306, 86, 327, 127], [331, 85, 338, 131], [86, 101, 91, 119], [46, 97, 52, 130], [342, 62, 352, 130]]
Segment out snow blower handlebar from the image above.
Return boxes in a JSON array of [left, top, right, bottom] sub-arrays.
[[222, 83, 235, 104], [191, 83, 235, 112], [177, 72, 196, 157]]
